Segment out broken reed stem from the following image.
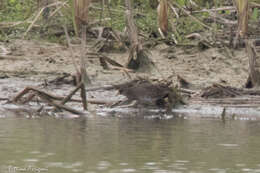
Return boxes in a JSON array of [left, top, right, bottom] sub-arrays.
[[80, 83, 87, 110], [60, 11, 80, 74], [79, 24, 89, 110], [58, 80, 87, 110], [61, 82, 83, 105], [62, 13, 89, 111]]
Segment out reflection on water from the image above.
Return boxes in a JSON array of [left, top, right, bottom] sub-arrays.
[[1, 115, 260, 173]]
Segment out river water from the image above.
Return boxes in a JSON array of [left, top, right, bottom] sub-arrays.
[[1, 114, 260, 173]]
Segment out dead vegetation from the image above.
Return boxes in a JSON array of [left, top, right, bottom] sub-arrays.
[[1, 0, 260, 118], [9, 77, 182, 116]]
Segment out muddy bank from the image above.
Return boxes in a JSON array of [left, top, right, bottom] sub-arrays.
[[0, 38, 256, 119], [1, 76, 260, 120], [0, 39, 249, 86]]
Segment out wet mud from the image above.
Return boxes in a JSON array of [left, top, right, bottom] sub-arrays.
[[0, 39, 257, 120]]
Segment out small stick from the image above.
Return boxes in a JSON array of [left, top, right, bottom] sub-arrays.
[[60, 82, 83, 105]]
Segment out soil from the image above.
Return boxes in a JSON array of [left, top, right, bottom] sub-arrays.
[[0, 38, 253, 118], [0, 38, 249, 87]]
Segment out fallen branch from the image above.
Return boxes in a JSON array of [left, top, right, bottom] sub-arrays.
[[12, 86, 85, 115]]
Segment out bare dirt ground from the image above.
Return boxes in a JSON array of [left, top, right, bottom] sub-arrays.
[[1, 38, 259, 119], [0, 39, 249, 87]]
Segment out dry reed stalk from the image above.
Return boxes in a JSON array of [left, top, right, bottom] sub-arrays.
[[233, 0, 248, 47], [73, 0, 91, 35], [157, 0, 168, 38]]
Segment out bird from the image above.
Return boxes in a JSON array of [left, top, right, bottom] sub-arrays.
[[111, 78, 182, 112]]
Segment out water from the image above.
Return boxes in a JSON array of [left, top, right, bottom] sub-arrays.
[[1, 115, 260, 173]]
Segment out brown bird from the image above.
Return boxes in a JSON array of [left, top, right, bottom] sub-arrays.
[[112, 79, 182, 112]]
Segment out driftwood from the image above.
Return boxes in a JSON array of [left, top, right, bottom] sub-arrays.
[[12, 86, 85, 115]]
